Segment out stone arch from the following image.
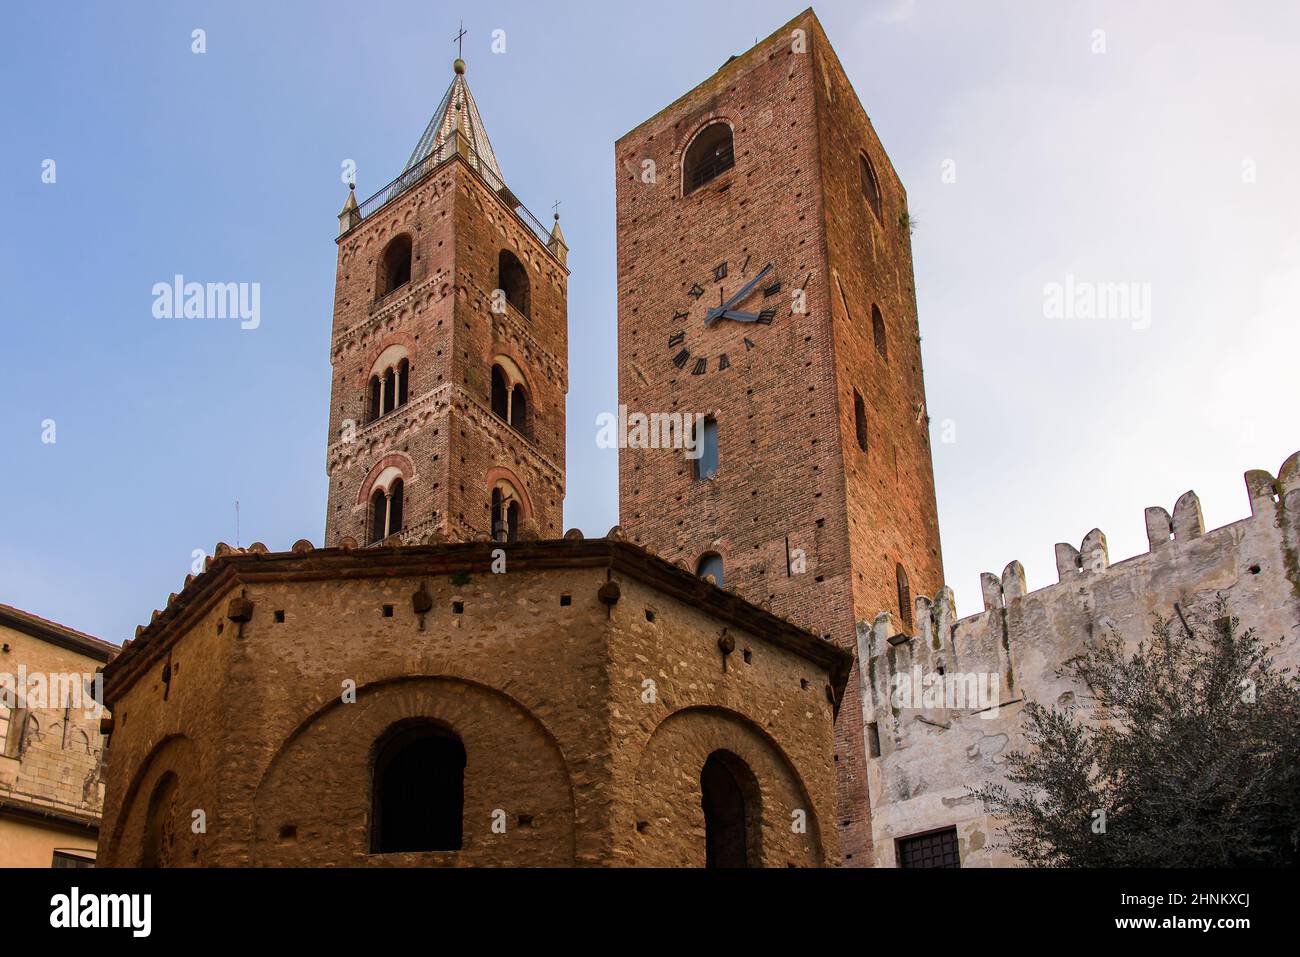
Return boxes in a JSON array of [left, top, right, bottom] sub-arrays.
[[484, 465, 535, 520], [681, 118, 736, 196], [251, 675, 576, 866], [631, 705, 825, 867], [356, 452, 416, 506], [103, 733, 200, 866]]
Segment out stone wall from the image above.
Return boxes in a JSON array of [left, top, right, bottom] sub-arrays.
[[0, 607, 113, 866], [859, 451, 1300, 866], [97, 537, 850, 867]]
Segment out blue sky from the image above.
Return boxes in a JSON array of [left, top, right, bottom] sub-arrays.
[[3, 0, 1298, 643]]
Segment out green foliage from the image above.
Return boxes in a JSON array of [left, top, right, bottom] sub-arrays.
[[970, 600, 1300, 866]]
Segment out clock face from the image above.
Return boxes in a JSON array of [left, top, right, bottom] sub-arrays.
[[666, 256, 786, 376]]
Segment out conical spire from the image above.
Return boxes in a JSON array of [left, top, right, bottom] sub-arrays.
[[403, 58, 504, 185]]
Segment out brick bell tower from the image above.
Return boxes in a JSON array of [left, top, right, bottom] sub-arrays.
[[326, 56, 569, 547], [614, 9, 943, 865]]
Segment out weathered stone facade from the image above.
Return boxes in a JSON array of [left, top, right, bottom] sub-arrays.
[[96, 537, 851, 867], [0, 604, 113, 867], [615, 8, 943, 865], [860, 452, 1300, 866]]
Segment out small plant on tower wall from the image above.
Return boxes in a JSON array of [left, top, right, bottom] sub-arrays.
[[970, 598, 1300, 867]]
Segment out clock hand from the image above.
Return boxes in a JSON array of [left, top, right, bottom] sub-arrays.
[[705, 263, 772, 325], [720, 310, 761, 322]]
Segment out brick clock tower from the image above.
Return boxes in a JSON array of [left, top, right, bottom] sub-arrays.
[[326, 58, 569, 547], [615, 9, 943, 865]]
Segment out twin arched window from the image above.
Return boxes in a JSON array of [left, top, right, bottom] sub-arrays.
[[378, 235, 413, 298], [369, 478, 404, 544], [684, 122, 735, 195], [371, 722, 465, 853], [490, 362, 530, 437], [498, 250, 530, 318], [368, 358, 410, 422], [490, 482, 522, 543]]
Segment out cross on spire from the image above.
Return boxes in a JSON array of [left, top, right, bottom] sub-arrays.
[[454, 20, 467, 59]]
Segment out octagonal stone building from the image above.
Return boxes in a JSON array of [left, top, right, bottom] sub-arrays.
[[96, 535, 851, 867]]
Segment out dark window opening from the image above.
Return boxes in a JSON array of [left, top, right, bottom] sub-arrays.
[[859, 153, 883, 222], [498, 249, 530, 317], [872, 304, 887, 358], [371, 723, 466, 853], [696, 552, 724, 588], [491, 365, 510, 421], [897, 827, 960, 868], [52, 850, 94, 868], [694, 416, 718, 479], [701, 750, 760, 868], [685, 123, 735, 195], [854, 390, 869, 452], [380, 235, 413, 296], [868, 721, 882, 758], [368, 376, 381, 421], [896, 563, 912, 631], [510, 384, 529, 437]]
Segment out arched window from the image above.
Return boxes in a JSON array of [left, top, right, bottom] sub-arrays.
[[371, 722, 466, 853], [860, 153, 882, 222], [872, 304, 887, 359], [397, 358, 409, 406], [490, 361, 532, 438], [379, 234, 413, 297], [510, 384, 529, 437], [684, 122, 735, 195], [896, 563, 913, 631], [696, 552, 724, 588], [694, 416, 718, 479], [141, 772, 179, 867], [366, 350, 411, 422], [369, 478, 404, 544], [498, 250, 530, 317], [491, 365, 510, 421], [701, 750, 760, 868], [490, 480, 524, 543], [854, 390, 869, 452]]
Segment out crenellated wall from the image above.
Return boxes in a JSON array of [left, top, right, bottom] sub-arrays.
[[857, 451, 1300, 866]]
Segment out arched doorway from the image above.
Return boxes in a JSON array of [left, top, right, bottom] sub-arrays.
[[700, 749, 760, 867], [371, 722, 467, 853]]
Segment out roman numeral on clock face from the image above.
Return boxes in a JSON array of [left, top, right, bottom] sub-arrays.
[[757, 309, 776, 324], [668, 330, 686, 348], [688, 284, 705, 299], [743, 337, 756, 351], [672, 349, 691, 369], [673, 309, 689, 321], [692, 357, 707, 375], [717, 353, 730, 370]]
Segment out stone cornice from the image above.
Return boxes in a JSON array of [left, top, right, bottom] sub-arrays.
[[103, 537, 854, 712]]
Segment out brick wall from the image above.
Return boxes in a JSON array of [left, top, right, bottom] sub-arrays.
[[614, 10, 943, 865]]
